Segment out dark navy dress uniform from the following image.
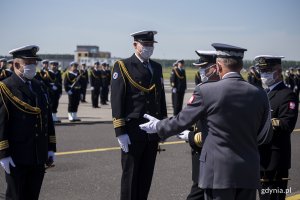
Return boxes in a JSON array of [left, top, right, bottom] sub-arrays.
[[256, 56, 298, 200], [64, 70, 81, 113], [170, 60, 187, 115], [90, 65, 102, 108], [0, 46, 56, 200], [79, 66, 89, 103], [45, 68, 62, 115], [100, 66, 110, 105]]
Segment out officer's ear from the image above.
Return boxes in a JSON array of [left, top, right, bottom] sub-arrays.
[[13, 59, 21, 70]]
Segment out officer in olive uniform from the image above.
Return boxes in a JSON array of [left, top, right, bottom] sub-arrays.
[[0, 59, 14, 81], [111, 30, 167, 200], [177, 50, 219, 200], [80, 63, 89, 103], [247, 66, 262, 88], [48, 61, 63, 123], [170, 59, 187, 115], [64, 61, 81, 121], [90, 62, 102, 108], [0, 45, 56, 200], [35, 59, 49, 83], [140, 43, 272, 200], [100, 62, 110, 105], [256, 55, 298, 200]]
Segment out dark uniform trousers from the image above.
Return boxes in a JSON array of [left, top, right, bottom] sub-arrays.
[[121, 141, 158, 200], [6, 165, 45, 200], [0, 74, 56, 200], [259, 82, 298, 200], [170, 68, 187, 115], [111, 55, 167, 200], [64, 71, 81, 112], [90, 70, 102, 107], [80, 69, 89, 102]]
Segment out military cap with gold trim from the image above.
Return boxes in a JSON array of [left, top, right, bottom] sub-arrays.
[[193, 50, 217, 67], [130, 30, 158, 43], [212, 43, 247, 59], [254, 55, 284, 69], [9, 45, 42, 61]]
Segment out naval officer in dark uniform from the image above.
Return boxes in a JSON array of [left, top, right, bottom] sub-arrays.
[[140, 43, 273, 200], [111, 30, 167, 200], [80, 63, 89, 103], [178, 50, 219, 200], [100, 62, 110, 105], [48, 61, 63, 123], [64, 61, 81, 122], [90, 61, 102, 108], [256, 55, 298, 200], [170, 59, 187, 115], [0, 45, 56, 200], [35, 59, 49, 83]]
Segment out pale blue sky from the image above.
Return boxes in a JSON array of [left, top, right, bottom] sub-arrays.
[[1, 0, 300, 60]]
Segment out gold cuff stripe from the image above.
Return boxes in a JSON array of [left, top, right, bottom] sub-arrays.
[[118, 61, 156, 93], [49, 136, 56, 143], [271, 118, 280, 127], [113, 118, 125, 128], [194, 132, 202, 147], [0, 140, 9, 150]]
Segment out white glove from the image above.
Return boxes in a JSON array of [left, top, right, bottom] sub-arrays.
[[177, 130, 190, 141], [48, 151, 55, 162], [172, 88, 177, 93], [67, 90, 73, 95], [0, 157, 16, 174], [139, 114, 160, 134], [117, 134, 131, 153], [52, 85, 58, 91], [90, 87, 94, 91]]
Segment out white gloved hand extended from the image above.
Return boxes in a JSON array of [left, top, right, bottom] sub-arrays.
[[172, 88, 177, 93], [52, 85, 58, 91], [67, 90, 73, 95], [90, 87, 94, 91], [117, 134, 131, 153], [177, 130, 190, 141], [139, 114, 160, 134], [0, 157, 16, 174]]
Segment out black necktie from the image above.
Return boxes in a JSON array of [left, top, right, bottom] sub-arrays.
[[143, 61, 152, 76], [26, 81, 34, 93]]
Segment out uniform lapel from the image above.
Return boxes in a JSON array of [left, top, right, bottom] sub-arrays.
[[268, 82, 285, 100], [11, 73, 36, 102]]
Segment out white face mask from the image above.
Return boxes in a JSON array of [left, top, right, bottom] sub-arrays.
[[200, 65, 216, 82], [140, 46, 154, 60], [261, 72, 275, 86], [16, 64, 36, 80]]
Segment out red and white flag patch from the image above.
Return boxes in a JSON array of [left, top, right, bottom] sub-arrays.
[[188, 95, 195, 104], [289, 102, 296, 110]]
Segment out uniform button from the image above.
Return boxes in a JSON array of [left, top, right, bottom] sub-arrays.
[[139, 81, 142, 84], [36, 134, 38, 137], [35, 124, 38, 128], [146, 101, 150, 104], [146, 111, 149, 114], [156, 112, 159, 115]]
